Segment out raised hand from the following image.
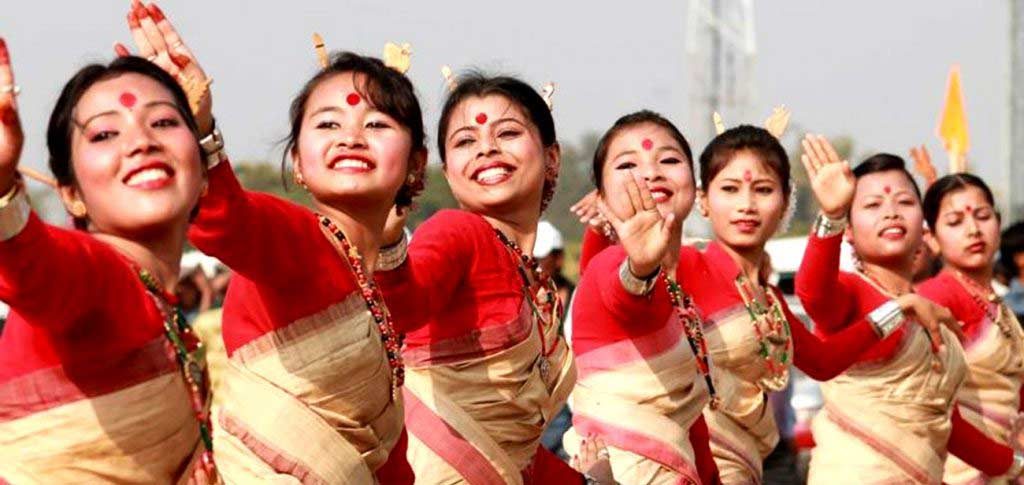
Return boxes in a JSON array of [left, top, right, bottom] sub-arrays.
[[800, 134, 854, 219], [598, 171, 678, 278], [909, 145, 938, 188], [0, 38, 23, 193], [570, 189, 607, 228], [382, 205, 409, 247], [119, 1, 213, 134], [571, 435, 615, 485]]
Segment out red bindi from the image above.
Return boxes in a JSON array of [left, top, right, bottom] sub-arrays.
[[743, 169, 752, 182], [883, 185, 892, 194], [119, 92, 137, 108], [965, 205, 973, 213], [641, 138, 653, 151], [475, 113, 488, 125], [346, 93, 361, 106]]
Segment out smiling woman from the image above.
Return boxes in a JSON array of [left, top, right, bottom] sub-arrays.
[[0, 48, 216, 482], [376, 73, 581, 484]]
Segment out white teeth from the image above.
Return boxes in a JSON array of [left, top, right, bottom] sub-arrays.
[[333, 159, 370, 170], [651, 191, 670, 202], [881, 227, 905, 236], [126, 168, 169, 186], [476, 167, 510, 183]]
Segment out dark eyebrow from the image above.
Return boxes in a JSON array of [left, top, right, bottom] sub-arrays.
[[75, 100, 181, 130]]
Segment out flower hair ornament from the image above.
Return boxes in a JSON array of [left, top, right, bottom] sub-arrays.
[[440, 66, 556, 112], [311, 34, 412, 75]]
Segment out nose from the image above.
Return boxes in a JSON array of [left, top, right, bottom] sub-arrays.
[[639, 162, 664, 183], [476, 134, 500, 158], [965, 214, 981, 236], [123, 120, 159, 158], [336, 124, 367, 149]]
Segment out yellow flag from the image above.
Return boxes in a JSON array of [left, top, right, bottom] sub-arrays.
[[937, 65, 970, 173]]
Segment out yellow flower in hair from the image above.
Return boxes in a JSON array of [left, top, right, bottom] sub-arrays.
[[383, 42, 412, 74]]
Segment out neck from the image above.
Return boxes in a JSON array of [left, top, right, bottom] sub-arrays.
[[860, 258, 914, 295], [315, 200, 388, 275], [482, 209, 540, 256], [950, 264, 994, 291], [719, 241, 765, 284], [93, 224, 187, 292]]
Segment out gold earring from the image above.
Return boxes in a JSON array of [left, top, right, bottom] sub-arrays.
[[70, 200, 87, 218], [406, 174, 416, 185], [294, 172, 308, 190]]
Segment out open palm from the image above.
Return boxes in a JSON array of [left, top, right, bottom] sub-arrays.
[[0, 39, 23, 189], [598, 174, 677, 277], [801, 134, 854, 219]]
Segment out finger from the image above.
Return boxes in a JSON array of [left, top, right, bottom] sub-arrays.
[[624, 172, 644, 216], [633, 171, 657, 212], [808, 135, 831, 167], [593, 436, 608, 450], [801, 138, 822, 171], [148, 3, 202, 74], [571, 456, 579, 470], [800, 153, 818, 179], [597, 197, 627, 228], [0, 38, 19, 116], [128, 7, 157, 60], [948, 319, 966, 341], [113, 42, 131, 57], [137, 3, 171, 58], [661, 212, 678, 241], [819, 134, 843, 164]]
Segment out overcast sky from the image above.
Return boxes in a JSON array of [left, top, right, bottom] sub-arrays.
[[1, 1, 1011, 203]]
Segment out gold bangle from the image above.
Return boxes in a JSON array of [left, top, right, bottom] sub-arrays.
[[0, 181, 31, 241], [376, 230, 408, 271], [619, 259, 659, 296]]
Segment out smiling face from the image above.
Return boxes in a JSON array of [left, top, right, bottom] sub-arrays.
[[292, 72, 414, 211], [441, 94, 558, 216], [66, 72, 203, 236], [848, 170, 924, 265], [700, 150, 787, 252], [600, 122, 695, 221], [931, 185, 1000, 273]]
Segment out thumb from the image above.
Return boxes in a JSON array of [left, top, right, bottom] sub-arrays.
[[662, 212, 678, 241]]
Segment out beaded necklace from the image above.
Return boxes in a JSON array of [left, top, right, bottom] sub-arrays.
[[734, 274, 792, 391], [493, 229, 562, 381], [949, 270, 1003, 331], [319, 215, 404, 400], [664, 275, 720, 409], [136, 269, 216, 478]]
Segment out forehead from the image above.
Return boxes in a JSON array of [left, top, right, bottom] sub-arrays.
[[608, 123, 682, 153], [714, 149, 778, 179], [939, 185, 991, 210], [854, 170, 918, 196], [307, 72, 365, 104], [452, 94, 527, 123], [76, 73, 176, 113]]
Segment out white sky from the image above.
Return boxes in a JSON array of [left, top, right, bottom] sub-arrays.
[[2, 1, 1011, 203]]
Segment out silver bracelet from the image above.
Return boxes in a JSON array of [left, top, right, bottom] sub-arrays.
[[813, 212, 847, 238], [866, 299, 904, 338], [376, 230, 408, 271], [619, 259, 659, 296], [0, 182, 30, 241], [199, 123, 226, 169]]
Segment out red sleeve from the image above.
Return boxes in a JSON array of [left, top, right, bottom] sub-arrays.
[[795, 233, 856, 333], [947, 406, 1013, 476], [570, 246, 673, 355], [785, 289, 881, 381], [375, 429, 414, 484], [918, 275, 986, 340], [579, 227, 614, 276], [689, 415, 721, 485], [0, 213, 128, 331], [531, 446, 584, 483], [377, 210, 476, 331], [187, 161, 325, 286]]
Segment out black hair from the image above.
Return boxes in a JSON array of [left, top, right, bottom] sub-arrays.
[[851, 153, 922, 201], [282, 51, 426, 209], [1000, 221, 1024, 278], [590, 110, 693, 191], [922, 173, 998, 230], [47, 56, 202, 229], [698, 125, 791, 198], [436, 72, 558, 211]]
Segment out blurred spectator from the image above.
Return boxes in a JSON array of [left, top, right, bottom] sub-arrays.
[[1000, 222, 1024, 322], [534, 221, 574, 306]]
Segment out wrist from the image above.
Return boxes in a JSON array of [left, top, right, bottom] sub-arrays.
[[620, 259, 660, 296], [867, 299, 905, 338], [813, 211, 847, 238], [1006, 450, 1024, 478]]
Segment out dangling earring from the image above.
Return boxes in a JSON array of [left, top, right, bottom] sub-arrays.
[[69, 200, 87, 218], [294, 171, 308, 190], [406, 174, 416, 185]]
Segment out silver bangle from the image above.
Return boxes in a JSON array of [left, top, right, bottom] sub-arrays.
[[867, 299, 904, 338], [0, 182, 30, 241], [376, 230, 408, 271], [619, 259, 659, 296], [813, 212, 847, 238], [199, 123, 226, 169]]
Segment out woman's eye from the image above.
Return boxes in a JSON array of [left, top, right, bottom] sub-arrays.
[[660, 157, 682, 165], [755, 186, 775, 195], [976, 209, 993, 219], [89, 130, 117, 143], [615, 162, 637, 170], [454, 137, 474, 148], [366, 120, 390, 129], [152, 117, 179, 128], [316, 120, 340, 129], [498, 129, 520, 139], [864, 202, 881, 209], [721, 185, 739, 193]]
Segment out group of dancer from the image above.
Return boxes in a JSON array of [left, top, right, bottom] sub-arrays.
[[1, 2, 1023, 484]]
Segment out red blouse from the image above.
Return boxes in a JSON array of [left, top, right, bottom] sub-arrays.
[[917, 272, 988, 343], [0, 213, 173, 405], [795, 232, 1014, 475]]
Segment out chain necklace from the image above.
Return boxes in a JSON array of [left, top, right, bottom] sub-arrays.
[[136, 269, 216, 478], [493, 229, 562, 381], [319, 215, 404, 400], [665, 275, 720, 410]]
